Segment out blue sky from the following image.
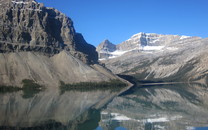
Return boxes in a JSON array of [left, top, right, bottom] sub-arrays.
[[37, 0, 208, 46]]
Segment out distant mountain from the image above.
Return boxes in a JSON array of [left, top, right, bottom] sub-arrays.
[[97, 32, 199, 60], [0, 0, 117, 87], [98, 32, 208, 84], [96, 39, 116, 59]]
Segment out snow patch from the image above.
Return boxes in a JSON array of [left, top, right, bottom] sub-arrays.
[[32, 1, 37, 3], [144, 117, 169, 123], [101, 112, 183, 124], [112, 115, 132, 121], [12, 1, 29, 4], [151, 39, 160, 43], [99, 50, 129, 60], [142, 46, 164, 51], [155, 125, 165, 129], [99, 58, 107, 61], [101, 111, 108, 115], [110, 50, 128, 55], [110, 113, 133, 121], [166, 47, 178, 51], [180, 35, 190, 40]]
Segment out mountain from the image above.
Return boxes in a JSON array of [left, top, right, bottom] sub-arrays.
[[0, 0, 117, 87], [96, 39, 116, 59], [97, 32, 199, 60], [0, 0, 98, 64], [116, 32, 193, 51], [97, 32, 208, 83]]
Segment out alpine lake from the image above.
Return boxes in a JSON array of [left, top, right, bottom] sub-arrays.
[[0, 81, 208, 130]]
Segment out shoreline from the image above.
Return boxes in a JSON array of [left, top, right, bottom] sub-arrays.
[[92, 77, 134, 110]]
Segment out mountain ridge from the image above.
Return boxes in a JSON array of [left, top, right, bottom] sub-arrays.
[[97, 32, 208, 84], [0, 0, 118, 87], [96, 32, 202, 60]]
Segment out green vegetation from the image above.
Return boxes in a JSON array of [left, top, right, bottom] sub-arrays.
[[59, 79, 127, 93], [21, 79, 44, 99], [0, 79, 44, 99], [0, 85, 21, 93]]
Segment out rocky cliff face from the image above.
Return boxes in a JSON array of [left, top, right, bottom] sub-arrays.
[[0, 0, 97, 64], [0, 0, 117, 87]]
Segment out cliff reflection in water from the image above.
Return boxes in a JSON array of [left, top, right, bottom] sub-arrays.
[[99, 83, 208, 130], [0, 89, 118, 130]]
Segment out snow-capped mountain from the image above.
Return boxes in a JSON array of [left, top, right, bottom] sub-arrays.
[[116, 32, 192, 51], [97, 32, 199, 60], [97, 32, 208, 83]]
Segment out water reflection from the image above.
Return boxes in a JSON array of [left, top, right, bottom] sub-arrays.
[[0, 89, 118, 130], [0, 83, 208, 130], [99, 83, 208, 130]]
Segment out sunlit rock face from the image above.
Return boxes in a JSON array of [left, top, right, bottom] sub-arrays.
[[0, 0, 98, 64], [0, 0, 119, 87], [97, 32, 208, 83], [99, 84, 208, 130]]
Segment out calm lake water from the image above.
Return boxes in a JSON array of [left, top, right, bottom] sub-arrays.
[[0, 83, 208, 130]]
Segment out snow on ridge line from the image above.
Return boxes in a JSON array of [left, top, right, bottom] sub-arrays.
[[12, 1, 29, 4], [12, 0, 37, 4], [180, 35, 190, 40]]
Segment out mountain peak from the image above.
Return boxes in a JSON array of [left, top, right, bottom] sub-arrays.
[[103, 39, 111, 43], [0, 0, 98, 64], [96, 39, 116, 52], [96, 40, 116, 59]]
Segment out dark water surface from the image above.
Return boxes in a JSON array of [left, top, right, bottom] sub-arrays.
[[0, 83, 208, 130]]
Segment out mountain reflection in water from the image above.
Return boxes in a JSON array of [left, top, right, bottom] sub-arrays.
[[0, 89, 118, 130], [0, 83, 208, 130], [99, 83, 208, 130]]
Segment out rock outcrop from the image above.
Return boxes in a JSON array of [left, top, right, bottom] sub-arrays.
[[0, 0, 117, 87], [0, 0, 97, 64]]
